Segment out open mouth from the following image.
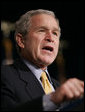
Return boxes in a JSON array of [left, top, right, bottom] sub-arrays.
[[42, 46, 53, 52]]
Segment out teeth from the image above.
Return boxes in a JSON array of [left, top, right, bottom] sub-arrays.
[[42, 47, 53, 51]]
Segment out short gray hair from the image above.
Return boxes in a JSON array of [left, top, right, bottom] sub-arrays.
[[15, 9, 61, 36], [15, 9, 61, 52]]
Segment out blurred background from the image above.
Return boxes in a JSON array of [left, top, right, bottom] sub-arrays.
[[1, 0, 84, 83]]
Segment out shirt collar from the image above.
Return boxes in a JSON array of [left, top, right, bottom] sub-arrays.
[[23, 59, 48, 81], [22, 58, 53, 85]]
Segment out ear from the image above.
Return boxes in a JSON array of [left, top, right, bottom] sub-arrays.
[[16, 33, 25, 48]]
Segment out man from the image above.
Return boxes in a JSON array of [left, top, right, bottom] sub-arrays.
[[1, 9, 84, 111]]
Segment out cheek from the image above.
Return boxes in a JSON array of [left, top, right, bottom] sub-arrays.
[[28, 39, 41, 58], [54, 42, 59, 56]]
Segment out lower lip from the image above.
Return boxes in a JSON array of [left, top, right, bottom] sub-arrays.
[[42, 49, 53, 54]]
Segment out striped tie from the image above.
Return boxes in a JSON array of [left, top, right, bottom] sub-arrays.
[[41, 72, 52, 94]]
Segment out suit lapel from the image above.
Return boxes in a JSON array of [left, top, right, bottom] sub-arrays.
[[51, 77, 60, 89], [14, 59, 45, 99], [14, 58, 60, 100], [20, 70, 45, 99]]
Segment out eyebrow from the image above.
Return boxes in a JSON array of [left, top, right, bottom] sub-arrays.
[[34, 26, 60, 32]]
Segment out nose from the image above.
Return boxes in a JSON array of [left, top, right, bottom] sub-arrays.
[[45, 31, 54, 42]]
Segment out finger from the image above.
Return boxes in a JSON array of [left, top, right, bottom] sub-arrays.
[[60, 83, 74, 100], [66, 80, 82, 98], [70, 79, 84, 97], [78, 79, 84, 88]]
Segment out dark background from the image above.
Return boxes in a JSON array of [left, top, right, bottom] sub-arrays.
[[1, 0, 84, 81]]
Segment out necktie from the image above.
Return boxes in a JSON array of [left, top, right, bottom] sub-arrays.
[[41, 72, 52, 94]]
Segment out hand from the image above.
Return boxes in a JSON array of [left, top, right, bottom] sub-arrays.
[[51, 78, 84, 104]]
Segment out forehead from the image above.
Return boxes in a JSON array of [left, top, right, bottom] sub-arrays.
[[30, 14, 59, 29]]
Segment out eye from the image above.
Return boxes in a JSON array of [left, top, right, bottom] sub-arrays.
[[53, 32, 58, 36], [39, 29, 45, 32]]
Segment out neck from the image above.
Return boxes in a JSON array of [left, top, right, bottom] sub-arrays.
[[21, 55, 47, 71]]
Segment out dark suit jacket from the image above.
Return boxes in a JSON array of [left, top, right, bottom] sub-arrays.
[[1, 58, 59, 111]]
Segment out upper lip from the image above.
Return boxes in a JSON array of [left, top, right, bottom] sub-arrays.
[[42, 45, 54, 52]]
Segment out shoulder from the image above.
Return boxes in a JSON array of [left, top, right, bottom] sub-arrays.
[[1, 64, 18, 84], [1, 58, 29, 74], [1, 64, 15, 76], [1, 58, 32, 83], [1, 59, 22, 83]]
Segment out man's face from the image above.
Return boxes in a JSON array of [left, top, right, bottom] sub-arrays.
[[21, 14, 60, 69]]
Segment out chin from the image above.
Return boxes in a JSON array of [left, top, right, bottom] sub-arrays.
[[40, 58, 54, 66]]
